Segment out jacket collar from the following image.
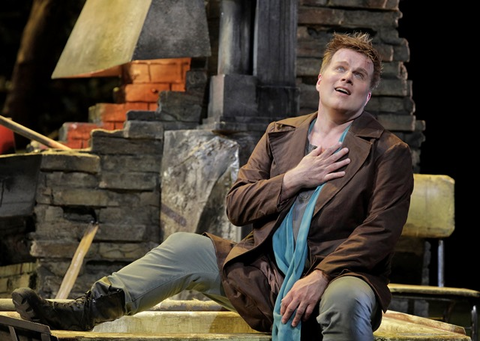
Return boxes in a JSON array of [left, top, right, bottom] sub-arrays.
[[267, 112, 316, 175], [267, 111, 385, 215]]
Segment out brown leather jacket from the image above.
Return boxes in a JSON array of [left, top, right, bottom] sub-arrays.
[[205, 111, 414, 332]]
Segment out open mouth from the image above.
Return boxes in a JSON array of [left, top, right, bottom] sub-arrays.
[[335, 87, 350, 95]]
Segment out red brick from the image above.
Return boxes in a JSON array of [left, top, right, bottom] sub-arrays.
[[123, 62, 151, 83], [124, 102, 150, 111], [148, 103, 158, 111], [63, 140, 85, 149], [150, 58, 190, 83], [171, 83, 186, 92], [101, 122, 117, 131], [150, 64, 182, 83], [123, 83, 170, 102], [61, 122, 102, 141], [93, 103, 127, 123]]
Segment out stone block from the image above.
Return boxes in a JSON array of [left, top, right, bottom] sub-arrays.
[[93, 224, 148, 242], [161, 130, 240, 242], [123, 120, 164, 140], [126, 110, 160, 122], [83, 308, 469, 340], [34, 222, 84, 240], [40, 150, 100, 174], [208, 74, 258, 118], [376, 113, 415, 132], [157, 91, 204, 122], [100, 154, 162, 173], [298, 7, 343, 25], [33, 205, 63, 222], [257, 85, 300, 119], [99, 171, 159, 191], [50, 188, 112, 207], [44, 171, 99, 189], [90, 130, 164, 155], [366, 96, 413, 115], [0, 263, 36, 298], [30, 240, 84, 259], [375, 78, 409, 97], [98, 207, 160, 238], [345, 9, 401, 29], [94, 242, 156, 261]]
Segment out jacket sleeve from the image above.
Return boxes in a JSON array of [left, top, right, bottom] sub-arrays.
[[316, 137, 414, 278], [225, 124, 289, 227]]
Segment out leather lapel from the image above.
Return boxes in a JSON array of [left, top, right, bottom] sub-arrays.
[[313, 112, 383, 216], [268, 113, 316, 175], [264, 111, 383, 217]]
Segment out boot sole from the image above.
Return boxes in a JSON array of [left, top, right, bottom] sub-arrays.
[[12, 288, 43, 324]]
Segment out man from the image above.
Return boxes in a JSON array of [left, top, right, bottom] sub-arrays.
[[12, 32, 413, 340]]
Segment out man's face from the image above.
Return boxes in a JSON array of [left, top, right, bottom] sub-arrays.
[[316, 48, 373, 118]]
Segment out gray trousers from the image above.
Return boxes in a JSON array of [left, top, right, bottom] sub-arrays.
[[106, 232, 381, 340]]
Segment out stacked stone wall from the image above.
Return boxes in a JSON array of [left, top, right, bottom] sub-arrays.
[[0, 0, 426, 298]]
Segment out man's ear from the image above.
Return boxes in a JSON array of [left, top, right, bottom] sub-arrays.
[[364, 92, 372, 106], [316, 74, 322, 91]]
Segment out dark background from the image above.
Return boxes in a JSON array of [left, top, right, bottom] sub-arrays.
[[0, 1, 475, 290], [398, 2, 475, 290]]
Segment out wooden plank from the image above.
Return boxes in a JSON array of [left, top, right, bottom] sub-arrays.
[[56, 223, 99, 299], [389, 283, 480, 299], [0, 115, 70, 150]]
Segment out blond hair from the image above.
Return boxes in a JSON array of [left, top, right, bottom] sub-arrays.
[[320, 32, 382, 89]]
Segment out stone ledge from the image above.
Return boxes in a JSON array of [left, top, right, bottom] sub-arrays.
[[0, 297, 470, 341]]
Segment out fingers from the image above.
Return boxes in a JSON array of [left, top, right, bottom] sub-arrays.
[[286, 142, 350, 192], [280, 297, 302, 326], [280, 296, 293, 324], [311, 142, 349, 161], [280, 298, 315, 327], [323, 141, 345, 155], [326, 156, 351, 175], [320, 148, 350, 178], [291, 304, 306, 327], [333, 146, 349, 159]]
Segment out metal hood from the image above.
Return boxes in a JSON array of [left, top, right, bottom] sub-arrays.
[[52, 0, 211, 79]]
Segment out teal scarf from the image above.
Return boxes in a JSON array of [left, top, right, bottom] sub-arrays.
[[272, 124, 350, 340]]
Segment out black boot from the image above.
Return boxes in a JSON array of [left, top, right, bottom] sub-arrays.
[[11, 277, 126, 331]]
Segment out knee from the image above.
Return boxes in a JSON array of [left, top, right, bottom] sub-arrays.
[[321, 276, 375, 313], [164, 232, 193, 243], [163, 232, 204, 246], [319, 276, 377, 324], [317, 277, 377, 339], [160, 232, 212, 257]]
